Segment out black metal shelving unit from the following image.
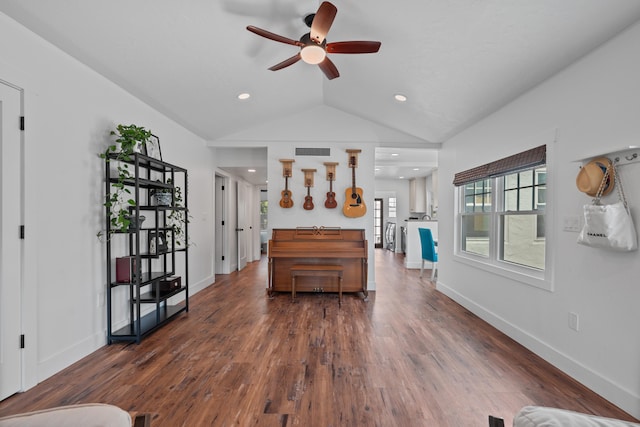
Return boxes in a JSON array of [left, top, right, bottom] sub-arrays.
[[104, 152, 189, 344]]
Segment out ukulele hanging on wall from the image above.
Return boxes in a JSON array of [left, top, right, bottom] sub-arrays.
[[302, 168, 316, 210], [324, 162, 339, 209], [279, 159, 294, 208], [343, 149, 366, 218]]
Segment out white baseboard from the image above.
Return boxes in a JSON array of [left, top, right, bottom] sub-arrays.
[[37, 332, 105, 383], [405, 261, 422, 269], [190, 274, 215, 295], [36, 274, 216, 386], [436, 280, 640, 419]]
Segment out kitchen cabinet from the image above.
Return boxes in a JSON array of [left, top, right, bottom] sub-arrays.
[[409, 177, 426, 213]]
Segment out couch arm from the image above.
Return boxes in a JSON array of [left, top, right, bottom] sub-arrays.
[[0, 403, 131, 427], [514, 406, 640, 427]]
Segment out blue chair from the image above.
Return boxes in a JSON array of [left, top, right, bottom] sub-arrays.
[[419, 228, 438, 280]]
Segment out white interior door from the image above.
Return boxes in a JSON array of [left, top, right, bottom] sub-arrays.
[[0, 81, 23, 400], [236, 181, 248, 271], [215, 175, 226, 274]]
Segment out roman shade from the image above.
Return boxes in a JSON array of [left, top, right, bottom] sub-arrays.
[[453, 145, 546, 186]]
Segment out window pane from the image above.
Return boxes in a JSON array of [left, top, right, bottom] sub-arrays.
[[501, 214, 545, 270], [474, 195, 485, 212], [465, 184, 475, 196], [536, 169, 547, 185], [536, 187, 546, 210], [520, 170, 533, 187], [389, 197, 397, 218], [461, 214, 490, 257], [464, 179, 492, 213], [505, 173, 518, 190], [483, 193, 492, 212], [474, 182, 484, 195], [464, 195, 475, 213], [504, 189, 518, 211], [536, 214, 545, 238], [519, 187, 533, 210], [260, 200, 268, 230]]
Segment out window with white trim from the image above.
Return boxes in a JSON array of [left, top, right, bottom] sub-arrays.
[[388, 197, 397, 218], [454, 145, 547, 276]]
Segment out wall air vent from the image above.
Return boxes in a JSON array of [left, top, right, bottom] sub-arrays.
[[295, 148, 330, 156]]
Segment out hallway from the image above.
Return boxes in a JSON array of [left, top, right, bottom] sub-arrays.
[[0, 250, 635, 426]]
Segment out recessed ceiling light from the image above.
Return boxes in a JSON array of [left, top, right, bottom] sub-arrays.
[[399, 176, 405, 179], [391, 153, 399, 157], [248, 169, 256, 173], [238, 93, 251, 100], [394, 94, 407, 102], [413, 168, 419, 171]]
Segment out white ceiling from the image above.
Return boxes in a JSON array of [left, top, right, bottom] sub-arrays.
[[2, 0, 640, 183]]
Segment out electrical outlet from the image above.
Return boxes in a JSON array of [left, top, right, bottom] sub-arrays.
[[568, 312, 580, 331], [97, 292, 105, 308]]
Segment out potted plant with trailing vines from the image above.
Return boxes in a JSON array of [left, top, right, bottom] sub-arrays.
[[149, 177, 191, 248], [97, 124, 152, 240], [167, 182, 191, 248]]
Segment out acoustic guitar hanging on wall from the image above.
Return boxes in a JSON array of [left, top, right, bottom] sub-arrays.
[[324, 162, 339, 209], [279, 159, 294, 208], [343, 149, 366, 218], [302, 168, 316, 210]]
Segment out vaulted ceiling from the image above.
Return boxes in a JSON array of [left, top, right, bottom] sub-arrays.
[[2, 0, 640, 182]]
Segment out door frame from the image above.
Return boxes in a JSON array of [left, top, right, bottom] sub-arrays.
[[0, 79, 25, 399], [214, 173, 231, 274]]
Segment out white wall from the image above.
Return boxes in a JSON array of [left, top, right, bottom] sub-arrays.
[[268, 143, 376, 290], [0, 12, 216, 389], [438, 20, 640, 417], [211, 102, 435, 293]]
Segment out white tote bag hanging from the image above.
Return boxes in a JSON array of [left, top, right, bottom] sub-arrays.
[[577, 160, 638, 251]]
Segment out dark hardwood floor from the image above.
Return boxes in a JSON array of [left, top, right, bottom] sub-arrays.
[[1, 250, 637, 426]]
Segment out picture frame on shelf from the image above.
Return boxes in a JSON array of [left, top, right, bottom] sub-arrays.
[[144, 134, 162, 161], [133, 141, 144, 154], [149, 230, 168, 254]]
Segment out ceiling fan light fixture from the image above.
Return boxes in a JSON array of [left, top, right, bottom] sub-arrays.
[[300, 44, 326, 64]]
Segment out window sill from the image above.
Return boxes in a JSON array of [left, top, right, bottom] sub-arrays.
[[453, 252, 553, 292]]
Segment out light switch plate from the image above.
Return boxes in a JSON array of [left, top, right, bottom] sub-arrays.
[[563, 215, 581, 232]]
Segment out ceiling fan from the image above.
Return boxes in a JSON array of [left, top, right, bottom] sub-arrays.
[[246, 1, 381, 80]]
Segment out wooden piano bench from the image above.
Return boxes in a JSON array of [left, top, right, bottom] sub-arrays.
[[290, 265, 344, 306]]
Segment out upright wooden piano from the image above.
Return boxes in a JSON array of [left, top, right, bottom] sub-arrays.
[[268, 227, 368, 299]]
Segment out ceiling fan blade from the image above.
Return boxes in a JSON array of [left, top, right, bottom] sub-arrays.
[[318, 57, 339, 80], [327, 41, 381, 54], [268, 54, 302, 71], [310, 2, 337, 44], [246, 25, 304, 47]]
